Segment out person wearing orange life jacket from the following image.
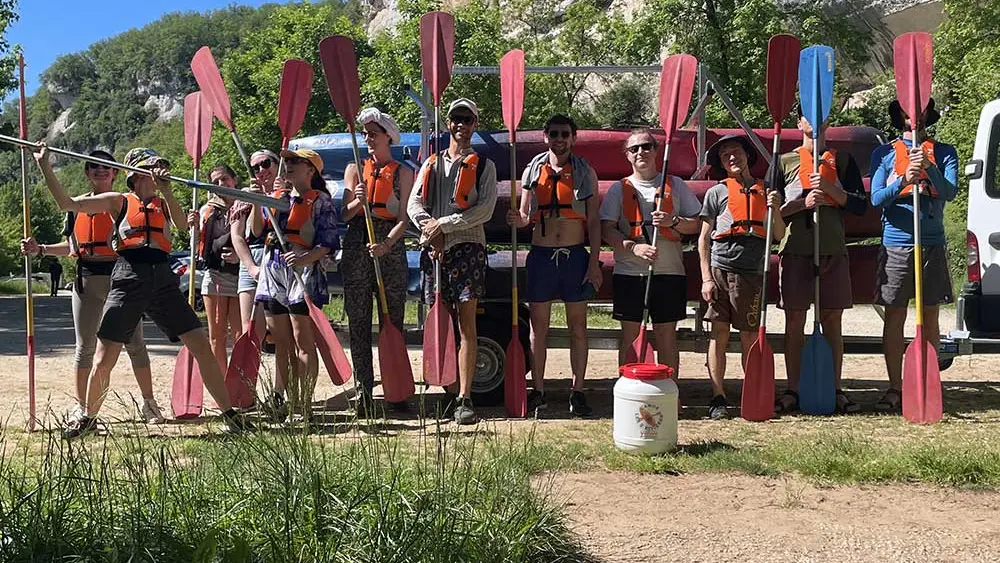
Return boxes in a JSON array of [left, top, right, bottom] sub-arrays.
[[255, 148, 345, 424], [698, 135, 786, 420], [23, 148, 160, 427], [869, 98, 958, 413], [36, 146, 252, 439], [197, 164, 243, 375], [772, 105, 868, 416], [599, 127, 703, 374], [507, 114, 602, 417], [342, 108, 414, 416], [408, 98, 498, 426]]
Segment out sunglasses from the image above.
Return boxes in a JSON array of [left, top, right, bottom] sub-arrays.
[[449, 114, 475, 125], [251, 160, 273, 173], [547, 130, 572, 139], [86, 163, 112, 171], [361, 129, 384, 139], [627, 142, 655, 154]]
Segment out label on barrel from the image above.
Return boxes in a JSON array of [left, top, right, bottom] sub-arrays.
[[635, 403, 664, 438]]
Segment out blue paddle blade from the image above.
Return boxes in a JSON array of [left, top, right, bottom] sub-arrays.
[[798, 45, 835, 131], [799, 323, 836, 415]]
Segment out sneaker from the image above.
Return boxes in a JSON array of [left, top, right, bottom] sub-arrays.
[[67, 402, 85, 425], [708, 395, 729, 420], [569, 390, 593, 417], [527, 390, 548, 413], [141, 398, 166, 425], [222, 409, 254, 434], [62, 415, 98, 440], [266, 392, 288, 423], [453, 397, 479, 425]]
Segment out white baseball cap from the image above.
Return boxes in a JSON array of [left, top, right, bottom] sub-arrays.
[[447, 98, 479, 119]]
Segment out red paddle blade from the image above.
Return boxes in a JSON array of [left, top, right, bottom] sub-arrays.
[[504, 331, 527, 418], [657, 54, 698, 139], [500, 49, 525, 133], [902, 327, 943, 423], [766, 34, 801, 124], [378, 321, 415, 403], [171, 347, 203, 419], [741, 328, 775, 421], [318, 36, 362, 128], [626, 325, 656, 365], [893, 32, 934, 126], [419, 11, 455, 106], [307, 297, 352, 386], [278, 59, 315, 146], [423, 299, 458, 387], [191, 46, 235, 131], [225, 328, 260, 409], [183, 92, 213, 168]]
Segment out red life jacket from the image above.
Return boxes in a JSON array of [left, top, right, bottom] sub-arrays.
[[114, 192, 172, 253], [892, 138, 938, 198], [622, 177, 678, 243], [712, 178, 767, 240], [363, 158, 401, 220]]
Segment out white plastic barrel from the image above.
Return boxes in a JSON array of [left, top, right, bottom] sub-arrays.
[[614, 363, 678, 455]]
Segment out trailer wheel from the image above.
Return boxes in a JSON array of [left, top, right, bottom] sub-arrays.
[[471, 305, 531, 406], [938, 357, 953, 371]]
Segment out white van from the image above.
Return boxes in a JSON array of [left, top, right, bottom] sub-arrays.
[[961, 99, 1000, 337]]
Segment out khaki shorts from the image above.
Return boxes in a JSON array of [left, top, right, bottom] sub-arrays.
[[704, 267, 763, 331], [778, 254, 853, 311], [875, 245, 953, 307]]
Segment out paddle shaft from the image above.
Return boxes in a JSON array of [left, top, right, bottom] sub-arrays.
[[912, 124, 924, 328], [18, 54, 35, 431], [759, 124, 781, 329], [348, 127, 391, 315], [640, 143, 673, 325], [230, 130, 253, 181], [510, 130, 519, 326], [0, 134, 283, 210], [189, 169, 200, 307], [811, 54, 822, 327]]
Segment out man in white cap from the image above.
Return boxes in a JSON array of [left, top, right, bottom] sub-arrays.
[[343, 108, 415, 415], [408, 98, 498, 425]]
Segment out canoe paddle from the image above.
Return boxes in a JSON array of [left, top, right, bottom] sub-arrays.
[[320, 35, 415, 403], [191, 46, 254, 179], [225, 59, 315, 409], [419, 11, 459, 388], [172, 91, 212, 419], [626, 53, 697, 365], [894, 31, 942, 424], [17, 54, 36, 431], [742, 34, 800, 422], [500, 49, 527, 418], [797, 45, 837, 415]]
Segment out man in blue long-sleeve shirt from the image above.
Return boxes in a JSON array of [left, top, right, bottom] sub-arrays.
[[869, 98, 958, 413]]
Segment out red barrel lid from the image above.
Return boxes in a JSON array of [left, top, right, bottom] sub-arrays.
[[619, 363, 674, 381]]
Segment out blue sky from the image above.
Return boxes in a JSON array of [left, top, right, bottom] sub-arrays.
[[8, 0, 292, 96]]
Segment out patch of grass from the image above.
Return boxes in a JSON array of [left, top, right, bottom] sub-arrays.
[[0, 422, 595, 562], [0, 279, 50, 295]]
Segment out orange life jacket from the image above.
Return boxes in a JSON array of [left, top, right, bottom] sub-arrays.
[[363, 158, 401, 220], [795, 146, 839, 191], [712, 178, 768, 240], [622, 177, 679, 243], [113, 192, 172, 253], [70, 212, 116, 259], [197, 202, 227, 258], [421, 151, 481, 211], [531, 161, 586, 224], [892, 138, 938, 198], [284, 189, 322, 249]]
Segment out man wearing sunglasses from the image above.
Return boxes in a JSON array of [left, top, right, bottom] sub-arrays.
[[508, 114, 601, 417], [600, 128, 702, 376], [408, 98, 498, 425]]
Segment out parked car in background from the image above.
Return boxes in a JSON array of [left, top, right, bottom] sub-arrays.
[[171, 251, 205, 312]]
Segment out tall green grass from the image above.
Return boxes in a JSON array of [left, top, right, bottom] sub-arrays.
[[0, 423, 594, 562]]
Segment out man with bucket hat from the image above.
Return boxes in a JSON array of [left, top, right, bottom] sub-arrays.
[[408, 97, 498, 425], [869, 97, 958, 413], [698, 134, 786, 419]]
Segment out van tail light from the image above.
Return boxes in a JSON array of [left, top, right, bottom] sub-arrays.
[[968, 230, 981, 283], [175, 264, 188, 277]]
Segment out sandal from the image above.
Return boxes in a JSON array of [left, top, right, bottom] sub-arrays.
[[835, 389, 861, 414], [874, 388, 902, 413], [773, 389, 799, 415]]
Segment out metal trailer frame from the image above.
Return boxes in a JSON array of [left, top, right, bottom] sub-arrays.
[[395, 61, 997, 369]]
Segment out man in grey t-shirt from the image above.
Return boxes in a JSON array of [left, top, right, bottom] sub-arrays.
[[697, 135, 785, 419]]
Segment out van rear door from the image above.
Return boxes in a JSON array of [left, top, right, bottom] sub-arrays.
[[963, 99, 1000, 335]]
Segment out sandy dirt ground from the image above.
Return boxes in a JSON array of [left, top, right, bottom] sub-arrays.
[[3, 294, 1000, 562]]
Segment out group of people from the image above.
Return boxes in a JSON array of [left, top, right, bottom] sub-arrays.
[[22, 90, 957, 438]]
